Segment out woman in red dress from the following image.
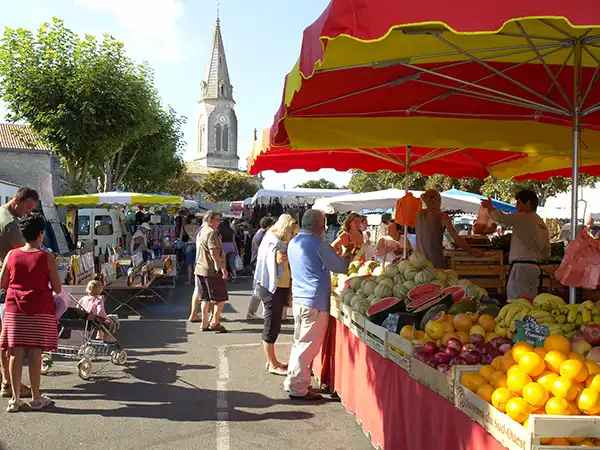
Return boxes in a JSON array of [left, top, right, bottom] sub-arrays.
[[0, 213, 62, 412]]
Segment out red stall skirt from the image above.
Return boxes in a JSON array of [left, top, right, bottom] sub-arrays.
[[314, 317, 507, 450]]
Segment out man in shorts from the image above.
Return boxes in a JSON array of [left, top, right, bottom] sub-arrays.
[[195, 210, 229, 333], [0, 187, 39, 398]]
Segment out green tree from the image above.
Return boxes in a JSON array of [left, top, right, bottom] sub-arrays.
[[296, 178, 339, 189], [0, 18, 165, 193], [347, 170, 427, 193], [163, 169, 202, 199], [425, 174, 454, 191], [198, 170, 259, 202], [110, 107, 186, 193]]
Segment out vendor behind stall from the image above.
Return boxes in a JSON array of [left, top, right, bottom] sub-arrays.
[[416, 189, 482, 268], [481, 190, 550, 300], [131, 222, 151, 255]]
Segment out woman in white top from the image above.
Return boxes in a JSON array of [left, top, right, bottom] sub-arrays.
[[376, 221, 411, 265], [361, 216, 375, 260]]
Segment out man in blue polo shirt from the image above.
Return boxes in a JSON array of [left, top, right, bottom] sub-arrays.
[[284, 209, 354, 400]]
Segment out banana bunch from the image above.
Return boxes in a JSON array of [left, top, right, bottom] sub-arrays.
[[560, 301, 599, 337], [496, 299, 537, 339], [533, 293, 566, 312]]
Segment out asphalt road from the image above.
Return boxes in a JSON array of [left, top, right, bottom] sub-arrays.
[[0, 276, 372, 450]]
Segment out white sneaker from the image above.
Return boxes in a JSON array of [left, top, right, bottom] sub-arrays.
[[246, 313, 261, 321]]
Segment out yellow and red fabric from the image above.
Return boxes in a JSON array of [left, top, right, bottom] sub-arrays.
[[270, 0, 600, 178]]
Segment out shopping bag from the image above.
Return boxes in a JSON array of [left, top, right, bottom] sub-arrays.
[[555, 228, 600, 289], [53, 290, 70, 319], [473, 204, 498, 235], [234, 254, 243, 270]]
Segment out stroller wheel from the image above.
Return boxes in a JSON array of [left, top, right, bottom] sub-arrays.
[[78, 359, 92, 380], [116, 350, 128, 365], [82, 345, 96, 359], [110, 351, 119, 365], [41, 354, 53, 375]]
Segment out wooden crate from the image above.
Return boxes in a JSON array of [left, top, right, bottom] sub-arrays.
[[350, 311, 366, 341], [455, 367, 531, 450], [445, 250, 506, 293], [364, 320, 388, 358], [409, 349, 469, 402], [529, 415, 600, 450], [387, 332, 411, 371]]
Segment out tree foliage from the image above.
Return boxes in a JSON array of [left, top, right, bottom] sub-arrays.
[[296, 178, 339, 189], [0, 18, 183, 193], [198, 170, 259, 202], [347, 170, 427, 193], [163, 169, 202, 199]]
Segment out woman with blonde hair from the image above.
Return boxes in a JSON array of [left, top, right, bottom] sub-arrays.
[[416, 189, 483, 268], [254, 214, 299, 375], [332, 212, 364, 258]]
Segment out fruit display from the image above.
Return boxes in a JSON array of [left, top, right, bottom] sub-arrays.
[[339, 253, 494, 324], [460, 335, 600, 438], [495, 294, 600, 339]]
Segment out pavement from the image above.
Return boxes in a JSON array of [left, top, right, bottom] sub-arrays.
[[0, 276, 372, 450]]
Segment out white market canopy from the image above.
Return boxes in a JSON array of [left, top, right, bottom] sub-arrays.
[[312, 189, 517, 215], [250, 188, 351, 205], [54, 191, 184, 208]]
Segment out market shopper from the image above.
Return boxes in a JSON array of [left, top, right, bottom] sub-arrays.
[[195, 211, 229, 333], [0, 187, 38, 400], [416, 189, 483, 268], [182, 216, 200, 285], [481, 190, 550, 300], [332, 212, 364, 258], [131, 222, 151, 255], [254, 214, 299, 375], [0, 213, 61, 412], [218, 219, 239, 283], [376, 221, 411, 264], [284, 209, 354, 400]]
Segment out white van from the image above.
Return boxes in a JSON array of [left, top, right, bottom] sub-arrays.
[[77, 208, 131, 256]]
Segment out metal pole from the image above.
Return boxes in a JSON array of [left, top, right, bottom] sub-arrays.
[[569, 41, 582, 305], [403, 146, 411, 259]]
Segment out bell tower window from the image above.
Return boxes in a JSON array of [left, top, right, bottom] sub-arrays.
[[215, 124, 222, 151], [222, 124, 229, 152]]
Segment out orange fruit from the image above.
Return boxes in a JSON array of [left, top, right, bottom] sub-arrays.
[[441, 321, 455, 334], [456, 330, 470, 344], [467, 374, 489, 393], [544, 334, 570, 354], [533, 347, 547, 359], [550, 438, 570, 445], [579, 439, 596, 447], [560, 359, 589, 383], [568, 351, 585, 362], [545, 397, 571, 415], [490, 371, 508, 389], [586, 374, 600, 391], [584, 360, 600, 377], [444, 314, 454, 324], [491, 356, 504, 372], [505, 397, 531, 423], [507, 365, 522, 377], [552, 376, 578, 401], [540, 438, 552, 445], [477, 384, 495, 403], [512, 342, 534, 363], [532, 369, 553, 381], [578, 388, 600, 415], [507, 369, 533, 396], [568, 437, 586, 444], [453, 314, 473, 332], [478, 314, 496, 332], [536, 372, 560, 392], [400, 325, 414, 340], [501, 354, 517, 373], [519, 352, 546, 377], [522, 382, 549, 408], [544, 350, 568, 374], [478, 365, 495, 382], [491, 387, 514, 412], [568, 401, 581, 415]]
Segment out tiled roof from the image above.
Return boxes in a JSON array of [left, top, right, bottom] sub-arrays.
[[0, 123, 51, 151]]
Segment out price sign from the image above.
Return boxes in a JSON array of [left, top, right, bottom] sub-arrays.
[[515, 316, 549, 347]]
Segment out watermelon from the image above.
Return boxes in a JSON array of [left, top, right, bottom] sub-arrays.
[[393, 284, 410, 300], [393, 273, 406, 285], [477, 305, 501, 318], [414, 270, 434, 285], [403, 280, 417, 290], [397, 260, 411, 272], [367, 297, 405, 325], [448, 297, 477, 315], [419, 304, 449, 330], [411, 294, 454, 326], [442, 285, 466, 303], [406, 284, 443, 311], [404, 267, 418, 280]]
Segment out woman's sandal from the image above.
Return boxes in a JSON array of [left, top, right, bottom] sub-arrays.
[[29, 395, 53, 411], [1, 384, 31, 398], [5, 399, 26, 413]]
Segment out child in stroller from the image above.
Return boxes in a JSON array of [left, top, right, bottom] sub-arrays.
[[77, 280, 120, 341]]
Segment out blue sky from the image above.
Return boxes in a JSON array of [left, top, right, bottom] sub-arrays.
[[0, 0, 351, 190]]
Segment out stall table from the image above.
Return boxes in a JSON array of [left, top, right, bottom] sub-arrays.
[[314, 316, 508, 450]]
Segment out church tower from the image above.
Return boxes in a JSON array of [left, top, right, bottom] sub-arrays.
[[195, 14, 239, 170]]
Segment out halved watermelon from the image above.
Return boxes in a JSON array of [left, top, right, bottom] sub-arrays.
[[406, 284, 443, 311], [411, 294, 454, 327], [442, 285, 466, 303], [367, 297, 406, 325]]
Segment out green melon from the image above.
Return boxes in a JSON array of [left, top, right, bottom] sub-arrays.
[[419, 304, 449, 330], [476, 305, 501, 318], [448, 298, 477, 315]]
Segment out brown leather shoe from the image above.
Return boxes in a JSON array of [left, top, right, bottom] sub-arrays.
[[289, 390, 323, 401]]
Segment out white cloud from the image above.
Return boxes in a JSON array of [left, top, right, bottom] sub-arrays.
[[72, 0, 187, 62]]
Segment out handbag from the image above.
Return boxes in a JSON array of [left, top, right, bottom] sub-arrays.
[[53, 290, 70, 319], [234, 254, 243, 270]]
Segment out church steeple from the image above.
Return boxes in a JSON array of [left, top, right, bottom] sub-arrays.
[[200, 14, 233, 101]]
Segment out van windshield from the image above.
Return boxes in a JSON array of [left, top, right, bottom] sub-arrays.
[[79, 215, 91, 235], [94, 215, 114, 236]]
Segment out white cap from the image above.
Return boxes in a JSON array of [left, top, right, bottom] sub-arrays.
[[140, 223, 151, 230]]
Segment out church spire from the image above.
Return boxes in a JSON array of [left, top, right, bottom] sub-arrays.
[[200, 9, 232, 101]]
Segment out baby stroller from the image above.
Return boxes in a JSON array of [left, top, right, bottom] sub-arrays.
[[41, 292, 127, 380]]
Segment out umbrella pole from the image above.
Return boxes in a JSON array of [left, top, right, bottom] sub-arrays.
[[568, 42, 582, 305], [403, 146, 411, 259]]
